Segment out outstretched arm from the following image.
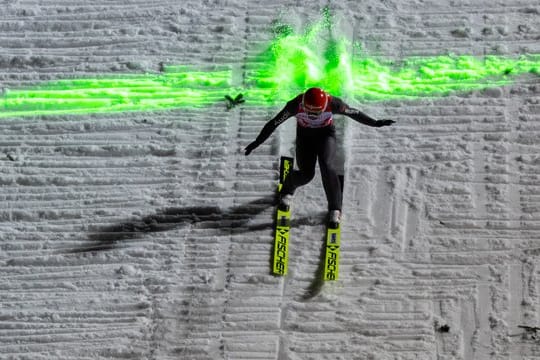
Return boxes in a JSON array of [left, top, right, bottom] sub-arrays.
[[332, 97, 394, 127], [244, 97, 299, 155]]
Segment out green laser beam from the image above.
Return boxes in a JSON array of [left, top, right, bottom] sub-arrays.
[[1, 8, 538, 118], [245, 8, 539, 102]]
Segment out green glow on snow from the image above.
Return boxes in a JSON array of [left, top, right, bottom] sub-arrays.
[[244, 7, 539, 104], [0, 7, 538, 118], [0, 67, 233, 118]]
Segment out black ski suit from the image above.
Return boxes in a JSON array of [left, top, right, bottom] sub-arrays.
[[245, 93, 394, 211]]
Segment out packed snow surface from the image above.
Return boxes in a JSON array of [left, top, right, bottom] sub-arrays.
[[0, 0, 539, 359]]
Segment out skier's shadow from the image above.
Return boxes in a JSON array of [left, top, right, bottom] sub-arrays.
[[69, 196, 329, 299], [69, 197, 276, 253], [69, 196, 321, 253]]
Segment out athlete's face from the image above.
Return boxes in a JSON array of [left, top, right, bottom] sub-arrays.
[[305, 109, 323, 119]]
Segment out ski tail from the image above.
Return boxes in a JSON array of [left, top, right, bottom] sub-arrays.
[[278, 156, 294, 193]]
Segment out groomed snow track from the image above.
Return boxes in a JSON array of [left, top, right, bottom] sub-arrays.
[[0, 1, 539, 359]]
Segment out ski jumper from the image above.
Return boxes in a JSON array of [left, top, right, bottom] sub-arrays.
[[248, 93, 385, 212], [283, 95, 342, 211]]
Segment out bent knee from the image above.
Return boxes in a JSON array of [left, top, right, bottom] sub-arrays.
[[297, 169, 316, 183]]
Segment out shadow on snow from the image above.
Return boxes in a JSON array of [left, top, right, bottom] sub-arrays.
[[70, 196, 324, 253], [68, 196, 329, 299]]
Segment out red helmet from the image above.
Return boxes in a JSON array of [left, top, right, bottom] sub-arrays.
[[302, 87, 328, 114]]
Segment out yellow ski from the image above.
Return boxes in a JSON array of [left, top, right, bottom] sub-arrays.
[[272, 156, 294, 276], [323, 225, 341, 280], [323, 174, 343, 281]]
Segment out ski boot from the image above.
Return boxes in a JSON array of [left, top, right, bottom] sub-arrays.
[[278, 194, 293, 211], [328, 210, 341, 229]]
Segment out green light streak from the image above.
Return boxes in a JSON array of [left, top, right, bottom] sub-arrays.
[[349, 54, 538, 101], [0, 7, 538, 118], [244, 8, 539, 103], [0, 67, 233, 118]]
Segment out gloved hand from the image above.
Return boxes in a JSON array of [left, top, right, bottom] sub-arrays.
[[244, 141, 259, 156], [375, 119, 395, 127]]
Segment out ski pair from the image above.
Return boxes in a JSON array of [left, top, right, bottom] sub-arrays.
[[272, 156, 341, 281]]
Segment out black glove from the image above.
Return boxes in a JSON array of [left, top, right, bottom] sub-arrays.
[[375, 119, 395, 127], [244, 141, 259, 156]]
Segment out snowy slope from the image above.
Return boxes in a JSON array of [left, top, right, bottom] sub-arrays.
[[0, 1, 539, 359]]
